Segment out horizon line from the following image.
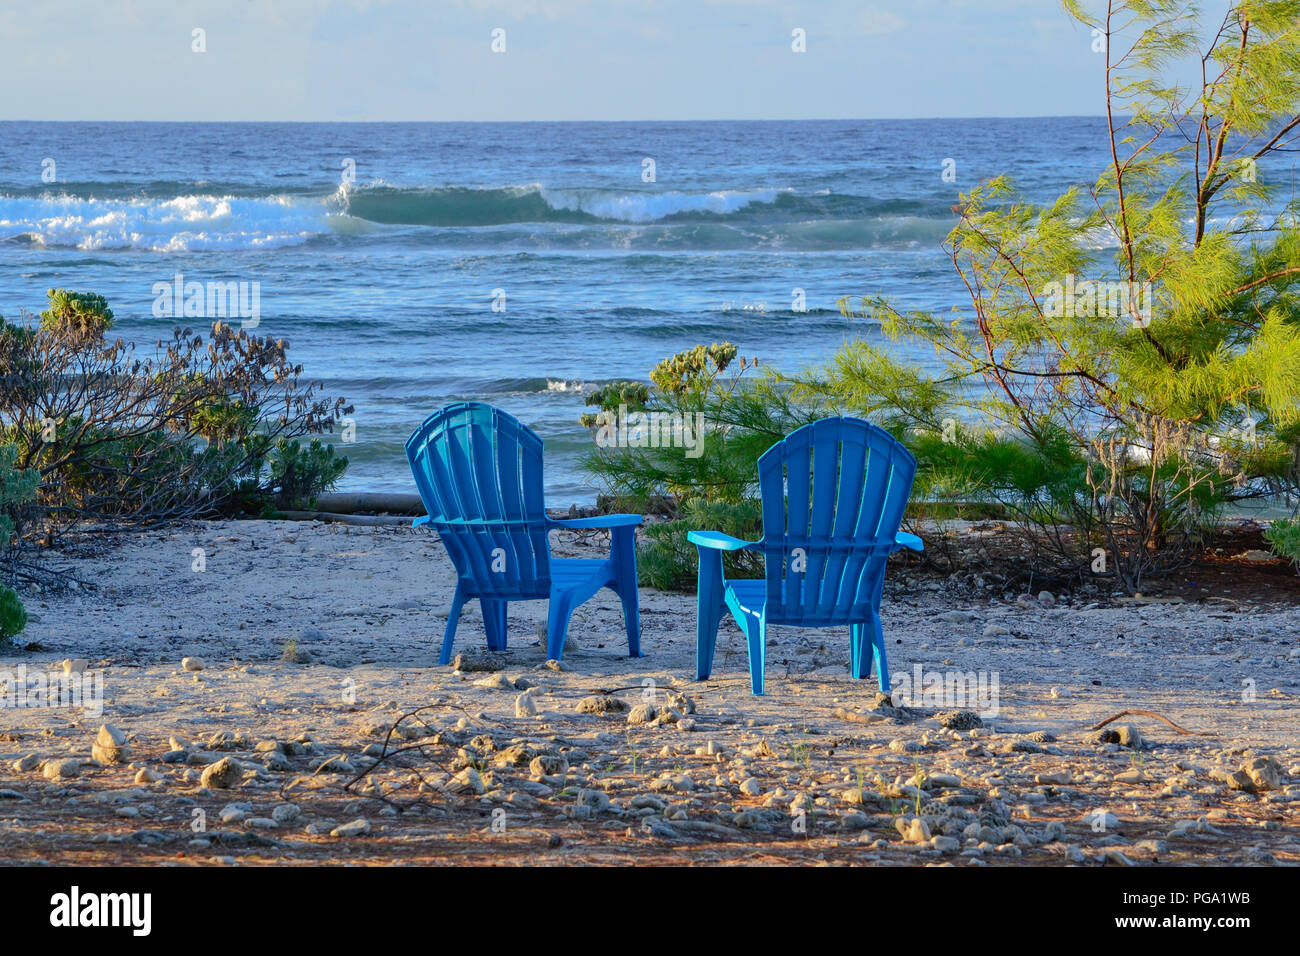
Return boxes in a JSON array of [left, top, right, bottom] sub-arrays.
[[0, 115, 1113, 125]]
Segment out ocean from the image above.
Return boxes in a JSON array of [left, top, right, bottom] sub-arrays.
[[0, 118, 1118, 502]]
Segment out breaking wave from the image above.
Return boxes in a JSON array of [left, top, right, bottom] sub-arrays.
[[0, 181, 957, 251]]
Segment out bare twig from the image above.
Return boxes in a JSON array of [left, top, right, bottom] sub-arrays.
[[1087, 708, 1218, 736]]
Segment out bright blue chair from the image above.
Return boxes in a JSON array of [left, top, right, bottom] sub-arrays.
[[689, 417, 922, 695], [406, 402, 642, 665]]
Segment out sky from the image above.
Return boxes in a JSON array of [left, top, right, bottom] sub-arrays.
[[0, 0, 1229, 122]]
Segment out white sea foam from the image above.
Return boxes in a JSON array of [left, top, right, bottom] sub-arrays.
[[539, 186, 785, 223], [0, 192, 337, 251], [0, 182, 883, 249], [546, 378, 588, 393]]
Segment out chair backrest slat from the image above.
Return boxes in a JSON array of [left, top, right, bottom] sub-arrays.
[[757, 417, 916, 625], [836, 426, 902, 618], [801, 425, 842, 624], [406, 402, 552, 598], [822, 430, 868, 620], [493, 416, 538, 593]]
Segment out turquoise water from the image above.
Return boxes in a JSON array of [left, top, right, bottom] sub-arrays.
[[0, 118, 1118, 501]]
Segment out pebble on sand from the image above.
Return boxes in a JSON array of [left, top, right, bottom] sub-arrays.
[[1236, 755, 1282, 792], [627, 703, 657, 725], [473, 672, 515, 690], [1090, 723, 1145, 749], [895, 817, 931, 843], [576, 695, 628, 714], [1082, 809, 1120, 830], [91, 724, 129, 766], [200, 757, 244, 790], [447, 767, 486, 795], [330, 819, 371, 838], [453, 651, 506, 673], [12, 754, 41, 773], [272, 803, 301, 825], [42, 758, 81, 781]]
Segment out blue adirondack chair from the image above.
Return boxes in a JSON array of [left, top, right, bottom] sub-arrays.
[[406, 402, 642, 665], [689, 417, 922, 695]]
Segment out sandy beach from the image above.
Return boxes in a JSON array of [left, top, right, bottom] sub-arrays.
[[0, 519, 1295, 865]]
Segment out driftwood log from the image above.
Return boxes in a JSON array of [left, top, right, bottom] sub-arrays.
[[272, 492, 613, 528], [312, 493, 423, 515], [269, 492, 424, 526], [276, 510, 411, 526]]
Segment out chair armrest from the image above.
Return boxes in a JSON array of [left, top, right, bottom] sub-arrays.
[[413, 515, 431, 529], [894, 531, 924, 552], [688, 530, 760, 551], [549, 514, 643, 529]]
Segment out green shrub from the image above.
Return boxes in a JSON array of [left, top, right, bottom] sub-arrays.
[[267, 438, 347, 511], [582, 343, 818, 509], [0, 443, 38, 545], [581, 343, 820, 589], [640, 499, 764, 591], [579, 381, 649, 428], [0, 585, 25, 643], [0, 445, 37, 637], [0, 290, 351, 536], [1265, 518, 1300, 571], [40, 289, 113, 339]]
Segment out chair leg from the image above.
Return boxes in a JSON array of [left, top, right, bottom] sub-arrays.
[[694, 547, 725, 681], [870, 612, 890, 695], [742, 613, 767, 696], [481, 599, 508, 651], [619, 587, 641, 659], [439, 584, 467, 666], [850, 622, 872, 679], [611, 526, 641, 658], [545, 594, 575, 661]]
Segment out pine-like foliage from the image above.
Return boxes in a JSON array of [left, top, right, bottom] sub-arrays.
[[808, 1, 1300, 590], [582, 343, 822, 588]]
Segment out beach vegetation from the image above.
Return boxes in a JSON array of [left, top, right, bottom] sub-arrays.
[[584, 2, 1300, 595], [582, 342, 819, 588], [812, 0, 1300, 591], [0, 444, 38, 631], [40, 290, 113, 340], [0, 289, 351, 542], [0, 584, 26, 643], [1264, 516, 1300, 569], [266, 437, 348, 512]]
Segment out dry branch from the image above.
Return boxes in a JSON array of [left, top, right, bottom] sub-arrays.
[[1087, 708, 1218, 736]]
